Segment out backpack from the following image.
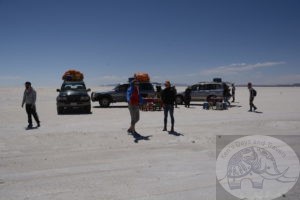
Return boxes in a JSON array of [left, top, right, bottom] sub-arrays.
[[252, 89, 257, 97]]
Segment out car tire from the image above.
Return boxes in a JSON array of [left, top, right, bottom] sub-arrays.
[[57, 107, 64, 115], [99, 97, 110, 107], [175, 96, 183, 105], [85, 105, 91, 114]]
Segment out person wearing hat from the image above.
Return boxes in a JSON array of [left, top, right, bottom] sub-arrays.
[[248, 82, 257, 112], [22, 82, 40, 128], [161, 80, 176, 132], [126, 79, 144, 134]]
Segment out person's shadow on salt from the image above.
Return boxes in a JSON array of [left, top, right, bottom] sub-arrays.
[[25, 126, 38, 130], [254, 111, 263, 114], [168, 131, 184, 136], [130, 131, 152, 143]]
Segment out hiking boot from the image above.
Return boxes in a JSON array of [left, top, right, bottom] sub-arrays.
[[254, 107, 257, 111], [37, 122, 40, 127], [27, 124, 33, 129], [171, 125, 174, 132], [163, 128, 167, 131], [127, 128, 133, 134]]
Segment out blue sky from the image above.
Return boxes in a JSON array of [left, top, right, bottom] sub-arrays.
[[0, 0, 300, 86]]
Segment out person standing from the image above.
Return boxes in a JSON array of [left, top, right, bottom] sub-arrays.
[[171, 85, 178, 108], [248, 82, 257, 112], [184, 86, 191, 108], [127, 79, 143, 134], [161, 81, 176, 132], [223, 83, 231, 106], [22, 82, 40, 128], [231, 83, 236, 103]]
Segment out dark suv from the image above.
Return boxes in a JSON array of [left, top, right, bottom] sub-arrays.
[[56, 81, 91, 114], [91, 82, 155, 107], [175, 82, 231, 104]]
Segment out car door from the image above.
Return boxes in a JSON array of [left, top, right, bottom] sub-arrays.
[[198, 84, 210, 101], [190, 84, 200, 101], [114, 84, 129, 102], [210, 83, 223, 97]]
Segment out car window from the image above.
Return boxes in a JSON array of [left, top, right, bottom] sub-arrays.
[[139, 83, 154, 91], [215, 84, 222, 89], [62, 83, 86, 90], [118, 84, 129, 92], [198, 84, 208, 90], [208, 84, 221, 90], [191, 85, 198, 91]]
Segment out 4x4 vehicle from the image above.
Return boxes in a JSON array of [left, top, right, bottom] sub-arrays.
[[91, 82, 155, 107], [56, 81, 91, 114], [175, 82, 231, 104]]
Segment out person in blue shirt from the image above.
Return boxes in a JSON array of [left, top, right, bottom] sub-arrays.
[[126, 79, 144, 134]]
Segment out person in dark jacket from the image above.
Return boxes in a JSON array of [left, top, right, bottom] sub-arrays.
[[171, 85, 178, 108], [22, 82, 40, 129], [223, 83, 231, 106], [161, 81, 176, 132], [156, 85, 162, 98], [231, 83, 236, 103], [248, 82, 257, 112], [126, 79, 144, 134], [184, 86, 192, 108]]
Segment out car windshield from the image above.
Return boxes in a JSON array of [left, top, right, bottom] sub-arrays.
[[139, 83, 154, 91], [114, 84, 129, 92], [62, 83, 86, 91]]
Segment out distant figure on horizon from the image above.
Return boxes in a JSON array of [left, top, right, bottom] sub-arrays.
[[127, 79, 144, 134], [184, 86, 192, 108], [231, 83, 236, 103], [22, 82, 40, 129], [161, 81, 176, 132], [248, 82, 257, 112]]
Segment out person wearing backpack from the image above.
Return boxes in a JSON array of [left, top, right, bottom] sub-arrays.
[[248, 82, 257, 112]]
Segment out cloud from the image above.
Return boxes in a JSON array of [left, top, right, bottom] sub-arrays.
[[201, 61, 285, 75]]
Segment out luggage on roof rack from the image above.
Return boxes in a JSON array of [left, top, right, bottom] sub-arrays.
[[134, 72, 150, 82], [62, 70, 84, 81]]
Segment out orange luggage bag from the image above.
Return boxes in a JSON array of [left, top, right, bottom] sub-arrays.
[[134, 73, 150, 82]]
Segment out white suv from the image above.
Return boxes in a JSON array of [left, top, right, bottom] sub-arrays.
[[175, 82, 230, 104]]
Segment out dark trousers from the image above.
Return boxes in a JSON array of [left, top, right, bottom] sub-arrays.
[[184, 97, 191, 107], [224, 96, 231, 106], [26, 104, 40, 125], [164, 104, 174, 128], [232, 93, 235, 102], [250, 97, 257, 111]]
